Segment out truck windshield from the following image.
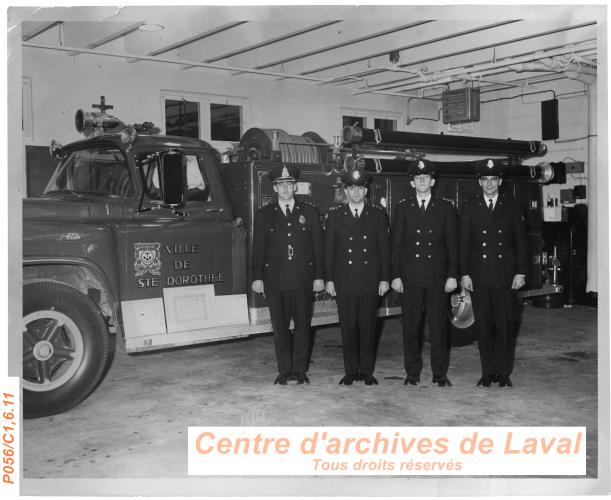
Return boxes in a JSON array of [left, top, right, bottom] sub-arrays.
[[44, 147, 133, 197]]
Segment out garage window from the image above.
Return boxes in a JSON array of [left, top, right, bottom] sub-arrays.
[[341, 107, 402, 132], [162, 91, 248, 150], [165, 99, 200, 139]]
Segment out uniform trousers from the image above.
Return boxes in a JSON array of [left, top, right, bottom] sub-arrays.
[[336, 292, 379, 376], [471, 286, 516, 376], [401, 286, 449, 377], [267, 290, 313, 375]]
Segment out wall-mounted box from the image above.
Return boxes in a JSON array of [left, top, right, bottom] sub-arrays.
[[574, 185, 586, 199], [560, 188, 575, 204], [565, 161, 585, 174], [442, 88, 480, 124]]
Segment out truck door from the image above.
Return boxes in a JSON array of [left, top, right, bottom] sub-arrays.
[[117, 148, 249, 350]]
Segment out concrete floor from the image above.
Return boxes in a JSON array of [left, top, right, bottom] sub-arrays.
[[23, 304, 598, 483]]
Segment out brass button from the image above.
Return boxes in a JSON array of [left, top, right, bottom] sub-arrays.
[[363, 235, 367, 239], [482, 242, 486, 247], [416, 242, 420, 246], [498, 229, 503, 233], [483, 254, 487, 259], [416, 254, 420, 258], [427, 255, 431, 258], [417, 229, 421, 233], [483, 230, 487, 234], [349, 237, 353, 240], [348, 260, 352, 264], [498, 254, 503, 258], [363, 249, 367, 252], [287, 223, 291, 226], [364, 260, 368, 264], [348, 249, 352, 253], [288, 233, 292, 237]]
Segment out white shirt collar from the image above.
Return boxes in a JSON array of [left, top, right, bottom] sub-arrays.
[[485, 193, 499, 207], [416, 193, 432, 209], [348, 201, 365, 216], [279, 199, 295, 214]]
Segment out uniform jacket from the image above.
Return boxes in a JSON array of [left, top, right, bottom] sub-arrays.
[[324, 204, 390, 293], [251, 200, 324, 291], [459, 194, 528, 287], [391, 194, 458, 287]]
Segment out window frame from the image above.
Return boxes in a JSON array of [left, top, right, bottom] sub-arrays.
[[341, 106, 404, 132], [161, 90, 249, 151]]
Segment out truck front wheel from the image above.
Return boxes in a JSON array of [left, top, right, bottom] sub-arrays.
[[23, 281, 111, 418]]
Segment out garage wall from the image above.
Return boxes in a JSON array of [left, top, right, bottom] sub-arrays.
[[22, 49, 410, 147], [22, 47, 592, 204]]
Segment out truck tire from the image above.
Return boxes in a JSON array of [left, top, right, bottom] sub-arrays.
[[22, 281, 111, 418]]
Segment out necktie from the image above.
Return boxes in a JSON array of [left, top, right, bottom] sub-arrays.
[[488, 199, 494, 213], [354, 208, 359, 220], [285, 204, 291, 217], [420, 199, 426, 213]]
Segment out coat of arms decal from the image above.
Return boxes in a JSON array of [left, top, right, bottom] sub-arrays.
[[134, 242, 161, 276]]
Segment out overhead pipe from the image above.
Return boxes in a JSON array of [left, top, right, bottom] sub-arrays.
[[22, 41, 327, 83], [351, 41, 596, 95]]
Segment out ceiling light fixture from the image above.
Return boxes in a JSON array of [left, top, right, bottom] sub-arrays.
[[138, 24, 164, 32]]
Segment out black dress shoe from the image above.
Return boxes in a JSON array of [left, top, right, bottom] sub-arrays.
[[498, 375, 513, 387], [476, 374, 495, 387], [287, 373, 297, 382], [339, 374, 356, 385], [432, 374, 452, 387], [274, 373, 289, 385], [404, 374, 420, 386], [355, 373, 364, 381], [363, 374, 379, 386], [295, 372, 310, 385]]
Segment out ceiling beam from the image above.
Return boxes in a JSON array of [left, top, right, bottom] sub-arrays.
[[67, 22, 146, 56], [127, 21, 249, 63], [181, 20, 343, 69], [300, 20, 522, 76], [22, 21, 60, 41], [22, 41, 327, 83], [253, 20, 433, 71]]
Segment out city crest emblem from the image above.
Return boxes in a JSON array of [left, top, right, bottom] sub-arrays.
[[299, 215, 306, 224], [134, 242, 161, 276]]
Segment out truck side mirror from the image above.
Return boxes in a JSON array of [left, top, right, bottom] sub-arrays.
[[160, 151, 185, 206]]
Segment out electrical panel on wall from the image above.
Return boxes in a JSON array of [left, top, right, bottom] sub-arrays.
[[442, 88, 480, 124]]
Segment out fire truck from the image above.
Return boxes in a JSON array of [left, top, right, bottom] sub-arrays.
[[22, 102, 560, 418]]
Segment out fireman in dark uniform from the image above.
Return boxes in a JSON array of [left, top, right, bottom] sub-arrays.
[[324, 169, 390, 386], [251, 165, 325, 385], [391, 159, 458, 387], [459, 158, 528, 388]]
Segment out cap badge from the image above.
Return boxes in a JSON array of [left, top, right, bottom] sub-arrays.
[[418, 160, 425, 170], [282, 166, 290, 178], [487, 159, 494, 169], [353, 170, 361, 180]]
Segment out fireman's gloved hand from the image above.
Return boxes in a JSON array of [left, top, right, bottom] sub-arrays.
[[445, 277, 457, 293], [251, 280, 265, 294], [378, 281, 390, 296], [313, 279, 325, 293], [511, 274, 526, 290], [325, 281, 337, 297], [391, 278, 403, 293], [460, 275, 473, 292]]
